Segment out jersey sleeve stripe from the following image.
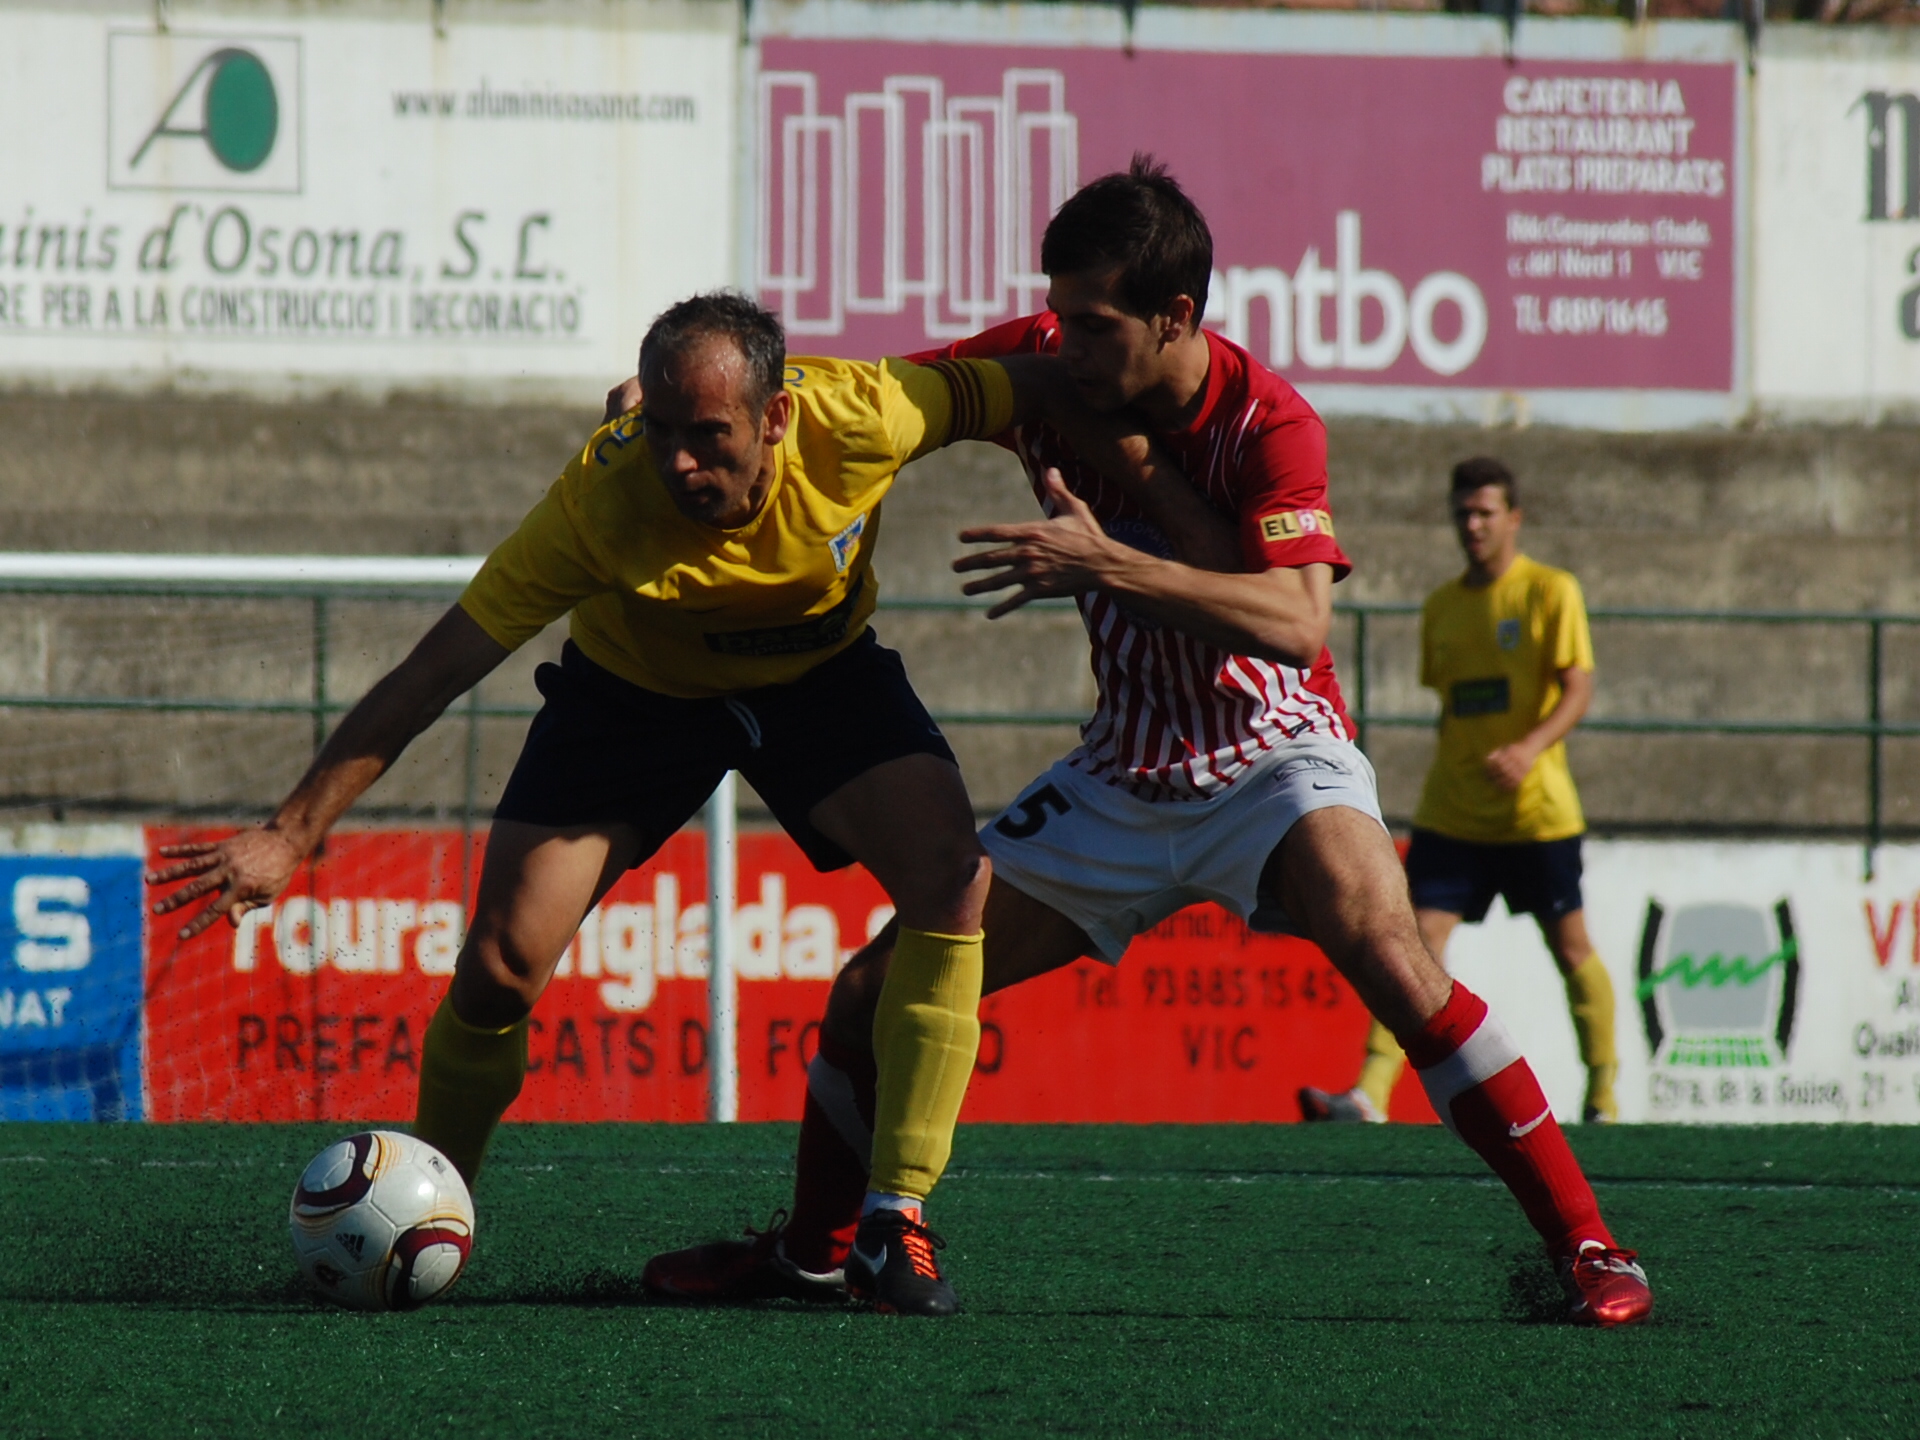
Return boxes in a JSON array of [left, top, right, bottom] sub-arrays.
[[921, 358, 1010, 443]]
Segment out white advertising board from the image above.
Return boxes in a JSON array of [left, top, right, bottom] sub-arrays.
[[1753, 28, 1920, 421], [1447, 841, 1920, 1124], [0, 0, 738, 399]]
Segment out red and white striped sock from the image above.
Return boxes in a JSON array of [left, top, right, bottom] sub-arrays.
[[1404, 982, 1614, 1257], [782, 1031, 876, 1275]]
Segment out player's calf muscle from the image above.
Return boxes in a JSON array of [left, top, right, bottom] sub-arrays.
[[824, 938, 891, 1052]]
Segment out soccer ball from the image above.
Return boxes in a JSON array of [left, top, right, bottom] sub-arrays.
[[289, 1131, 475, 1311]]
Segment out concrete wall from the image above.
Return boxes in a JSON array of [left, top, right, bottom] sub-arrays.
[[0, 389, 1913, 832]]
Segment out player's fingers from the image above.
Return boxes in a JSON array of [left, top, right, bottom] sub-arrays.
[[176, 880, 250, 939], [150, 878, 219, 916], [145, 854, 220, 885], [176, 906, 226, 941], [1041, 468, 1094, 520], [170, 873, 228, 905], [959, 570, 1024, 597], [957, 524, 1032, 546], [985, 587, 1039, 620], [149, 846, 219, 874], [952, 547, 1027, 574], [155, 841, 217, 858]]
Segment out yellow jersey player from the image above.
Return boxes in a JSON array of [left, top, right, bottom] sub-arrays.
[[645, 165, 1651, 1328], [147, 293, 1075, 1315], [1301, 456, 1616, 1125]]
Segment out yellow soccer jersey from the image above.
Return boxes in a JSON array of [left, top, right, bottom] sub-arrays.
[[458, 354, 1011, 698], [1413, 554, 1594, 843]]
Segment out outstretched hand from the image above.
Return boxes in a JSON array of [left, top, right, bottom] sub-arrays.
[[146, 828, 304, 941], [953, 469, 1121, 618]]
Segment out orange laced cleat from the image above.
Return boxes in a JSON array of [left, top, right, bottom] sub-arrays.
[[1558, 1241, 1654, 1327], [845, 1207, 957, 1316]]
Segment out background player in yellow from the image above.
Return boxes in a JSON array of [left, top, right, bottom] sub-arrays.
[[1301, 457, 1618, 1124], [144, 292, 1101, 1313]]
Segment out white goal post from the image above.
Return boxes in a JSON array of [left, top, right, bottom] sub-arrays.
[[0, 553, 742, 1123]]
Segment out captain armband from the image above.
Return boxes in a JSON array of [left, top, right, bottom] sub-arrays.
[[922, 358, 1016, 443]]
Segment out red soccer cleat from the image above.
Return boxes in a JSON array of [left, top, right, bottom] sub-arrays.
[[642, 1212, 846, 1304], [1558, 1241, 1654, 1327]]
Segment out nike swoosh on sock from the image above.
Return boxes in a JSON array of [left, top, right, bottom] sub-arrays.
[[1508, 1107, 1552, 1140]]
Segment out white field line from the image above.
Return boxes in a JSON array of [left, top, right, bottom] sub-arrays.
[[3, 1153, 1914, 1198]]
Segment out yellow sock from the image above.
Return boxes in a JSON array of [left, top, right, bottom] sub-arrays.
[[1564, 954, 1619, 1119], [868, 927, 984, 1201], [414, 992, 529, 1186], [1356, 1019, 1406, 1117]]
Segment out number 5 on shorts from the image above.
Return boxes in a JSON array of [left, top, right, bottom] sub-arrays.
[[993, 783, 1071, 840]]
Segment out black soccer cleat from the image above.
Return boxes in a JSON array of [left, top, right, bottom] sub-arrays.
[[845, 1207, 957, 1316]]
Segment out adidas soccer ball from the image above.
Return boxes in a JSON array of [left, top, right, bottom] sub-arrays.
[[289, 1131, 475, 1312]]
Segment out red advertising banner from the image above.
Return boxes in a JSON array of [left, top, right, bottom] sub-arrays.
[[757, 41, 1735, 392], [144, 827, 1436, 1125]]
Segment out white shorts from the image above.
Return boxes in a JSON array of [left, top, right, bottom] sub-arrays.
[[979, 737, 1385, 962]]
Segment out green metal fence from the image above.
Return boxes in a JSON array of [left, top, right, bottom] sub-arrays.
[[0, 571, 1913, 870]]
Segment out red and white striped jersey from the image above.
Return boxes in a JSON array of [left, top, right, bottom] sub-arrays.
[[916, 313, 1356, 801]]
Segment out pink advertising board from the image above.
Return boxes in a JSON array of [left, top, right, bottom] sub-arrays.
[[757, 41, 1736, 394]]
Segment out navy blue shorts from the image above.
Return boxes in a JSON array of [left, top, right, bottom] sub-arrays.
[[1404, 828, 1584, 924], [493, 630, 956, 873]]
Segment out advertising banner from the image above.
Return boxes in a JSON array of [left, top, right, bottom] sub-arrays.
[[0, 844, 145, 1121], [1439, 841, 1920, 1124], [142, 825, 1380, 1125], [1752, 30, 1920, 419], [755, 9, 1740, 424], [138, 828, 1920, 1127], [0, 2, 736, 397]]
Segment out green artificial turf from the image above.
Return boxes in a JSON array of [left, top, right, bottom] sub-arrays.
[[1, 1122, 1916, 1438]]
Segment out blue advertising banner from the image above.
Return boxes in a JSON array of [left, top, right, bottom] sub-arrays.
[[0, 856, 144, 1120]]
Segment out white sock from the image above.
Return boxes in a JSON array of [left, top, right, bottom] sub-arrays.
[[861, 1190, 923, 1220]]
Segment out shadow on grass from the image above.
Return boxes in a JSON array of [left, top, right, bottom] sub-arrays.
[[1503, 1249, 1567, 1326], [0, 1263, 711, 1312]]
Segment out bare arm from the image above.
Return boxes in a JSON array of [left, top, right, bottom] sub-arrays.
[[606, 375, 642, 423], [994, 355, 1242, 574], [147, 605, 511, 937], [954, 468, 1332, 666], [1484, 665, 1593, 791]]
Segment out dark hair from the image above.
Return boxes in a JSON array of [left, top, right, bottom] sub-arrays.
[[1449, 457, 1518, 509], [639, 291, 786, 412], [1040, 154, 1212, 325]]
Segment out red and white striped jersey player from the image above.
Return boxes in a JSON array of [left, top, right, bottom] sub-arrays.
[[643, 157, 1653, 1327]]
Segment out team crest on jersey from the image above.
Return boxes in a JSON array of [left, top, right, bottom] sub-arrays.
[[1496, 619, 1522, 650], [828, 514, 867, 573], [1259, 509, 1335, 544]]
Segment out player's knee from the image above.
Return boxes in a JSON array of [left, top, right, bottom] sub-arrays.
[[449, 929, 545, 1027], [889, 839, 990, 929]]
